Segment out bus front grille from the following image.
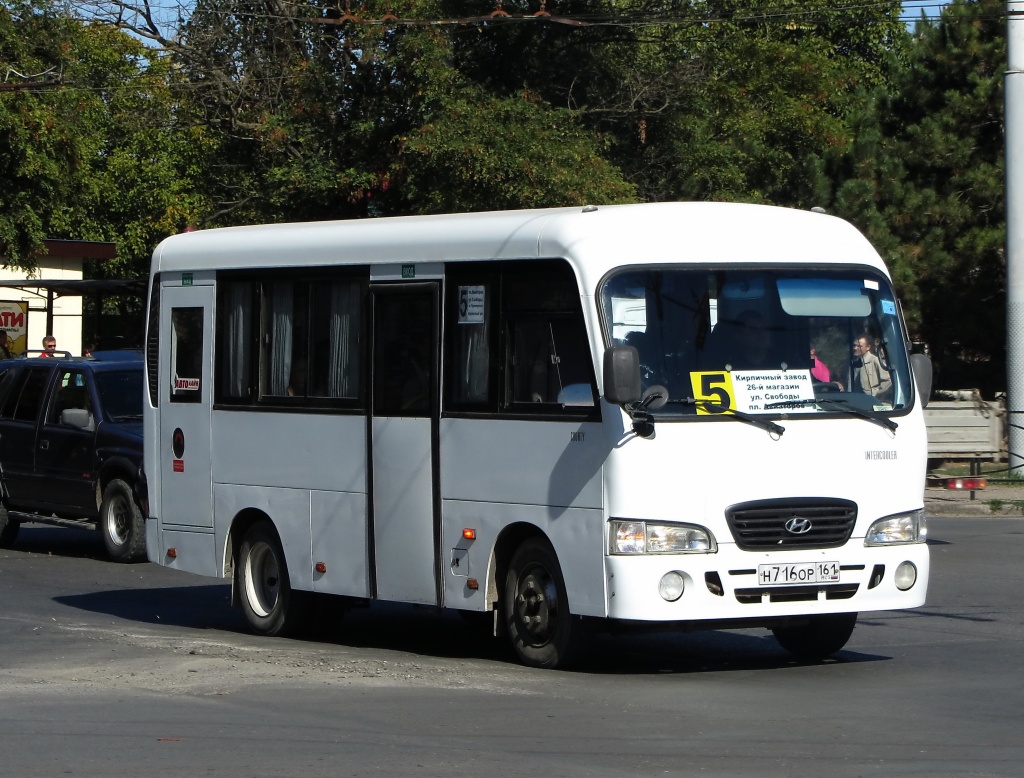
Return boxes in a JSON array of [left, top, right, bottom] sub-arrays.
[[725, 498, 857, 550]]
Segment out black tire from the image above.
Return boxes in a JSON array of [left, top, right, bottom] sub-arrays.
[[772, 613, 858, 659], [0, 503, 19, 548], [237, 521, 304, 637], [99, 479, 146, 562], [504, 537, 585, 669]]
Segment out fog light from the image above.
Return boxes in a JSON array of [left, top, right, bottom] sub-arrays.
[[894, 561, 917, 591], [659, 571, 685, 601]]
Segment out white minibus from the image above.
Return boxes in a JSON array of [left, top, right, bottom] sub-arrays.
[[144, 202, 932, 668]]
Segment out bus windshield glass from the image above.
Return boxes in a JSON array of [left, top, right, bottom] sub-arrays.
[[601, 267, 913, 417]]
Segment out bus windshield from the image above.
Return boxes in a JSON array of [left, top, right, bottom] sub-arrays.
[[601, 266, 913, 417]]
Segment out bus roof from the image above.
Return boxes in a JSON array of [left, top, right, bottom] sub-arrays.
[[151, 203, 888, 292]]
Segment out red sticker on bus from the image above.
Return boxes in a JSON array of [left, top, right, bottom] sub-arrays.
[[172, 459, 184, 472]]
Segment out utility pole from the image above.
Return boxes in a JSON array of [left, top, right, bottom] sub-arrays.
[[1007, 1, 1024, 474]]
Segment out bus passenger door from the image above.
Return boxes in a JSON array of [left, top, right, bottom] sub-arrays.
[[370, 284, 440, 605], [157, 281, 214, 529]]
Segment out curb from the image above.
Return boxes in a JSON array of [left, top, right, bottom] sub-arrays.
[[925, 488, 1024, 517]]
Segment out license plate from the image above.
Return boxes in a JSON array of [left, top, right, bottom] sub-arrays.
[[757, 561, 840, 586]]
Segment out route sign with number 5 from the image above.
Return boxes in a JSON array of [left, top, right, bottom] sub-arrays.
[[691, 371, 735, 414]]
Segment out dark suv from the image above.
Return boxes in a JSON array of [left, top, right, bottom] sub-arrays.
[[0, 351, 146, 561]]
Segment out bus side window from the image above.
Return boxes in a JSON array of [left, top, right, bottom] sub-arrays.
[[261, 281, 308, 398], [309, 280, 361, 399], [446, 259, 597, 417], [453, 283, 491, 405], [220, 281, 254, 400], [512, 319, 557, 404], [511, 317, 594, 406], [170, 307, 204, 403]]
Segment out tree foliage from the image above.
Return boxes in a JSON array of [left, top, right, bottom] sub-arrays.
[[829, 0, 1005, 393], [0, 0, 206, 274], [2, 0, 1013, 392]]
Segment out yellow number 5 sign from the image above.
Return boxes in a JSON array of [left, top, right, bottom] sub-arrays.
[[690, 371, 735, 414]]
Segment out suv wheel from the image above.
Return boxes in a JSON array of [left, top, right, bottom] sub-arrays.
[[99, 479, 146, 562]]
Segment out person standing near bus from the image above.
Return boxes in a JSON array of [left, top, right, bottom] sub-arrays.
[[38, 336, 57, 357]]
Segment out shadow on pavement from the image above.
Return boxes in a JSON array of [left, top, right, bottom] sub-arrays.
[[55, 583, 888, 674], [55, 584, 248, 633], [7, 523, 109, 560]]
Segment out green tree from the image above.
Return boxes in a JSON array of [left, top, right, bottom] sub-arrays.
[[449, 0, 906, 205], [0, 1, 206, 274], [830, 0, 1005, 393], [0, 0, 84, 268], [96, 0, 635, 226]]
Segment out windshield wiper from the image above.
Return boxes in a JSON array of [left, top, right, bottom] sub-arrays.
[[764, 397, 897, 433], [670, 397, 785, 437]]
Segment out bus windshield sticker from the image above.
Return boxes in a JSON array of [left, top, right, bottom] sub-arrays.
[[863, 278, 879, 290], [881, 299, 896, 315], [458, 286, 486, 324], [690, 369, 815, 414]]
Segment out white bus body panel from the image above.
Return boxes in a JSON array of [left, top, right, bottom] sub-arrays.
[[372, 416, 436, 604], [212, 411, 370, 597], [439, 418, 607, 616]]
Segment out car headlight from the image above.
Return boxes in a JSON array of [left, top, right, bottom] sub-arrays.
[[864, 509, 927, 546], [609, 520, 717, 554]]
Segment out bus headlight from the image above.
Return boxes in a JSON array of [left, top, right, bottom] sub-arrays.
[[864, 510, 927, 546], [609, 520, 717, 554]]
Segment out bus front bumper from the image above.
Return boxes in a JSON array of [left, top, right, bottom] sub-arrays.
[[604, 542, 929, 622]]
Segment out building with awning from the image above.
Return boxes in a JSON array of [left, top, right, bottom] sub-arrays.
[[0, 239, 142, 356]]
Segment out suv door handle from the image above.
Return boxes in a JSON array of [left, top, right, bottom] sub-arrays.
[[39, 439, 49, 450]]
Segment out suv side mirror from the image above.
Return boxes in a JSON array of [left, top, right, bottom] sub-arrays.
[[603, 345, 641, 406], [61, 407, 95, 432], [910, 353, 932, 408]]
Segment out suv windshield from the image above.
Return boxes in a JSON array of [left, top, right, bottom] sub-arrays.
[[601, 267, 912, 417], [95, 371, 144, 422]]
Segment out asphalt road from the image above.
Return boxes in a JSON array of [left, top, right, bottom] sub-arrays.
[[1, 517, 1022, 777]]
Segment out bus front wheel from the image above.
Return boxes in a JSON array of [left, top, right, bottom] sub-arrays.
[[772, 613, 857, 659], [504, 538, 584, 669], [238, 521, 301, 637]]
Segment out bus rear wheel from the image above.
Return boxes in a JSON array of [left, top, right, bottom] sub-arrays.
[[238, 521, 302, 637], [772, 613, 858, 659], [504, 538, 584, 669]]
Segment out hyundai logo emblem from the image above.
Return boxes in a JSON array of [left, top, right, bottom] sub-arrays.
[[784, 517, 813, 535]]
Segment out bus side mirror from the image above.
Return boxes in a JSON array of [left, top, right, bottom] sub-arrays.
[[910, 353, 932, 408], [603, 345, 641, 406]]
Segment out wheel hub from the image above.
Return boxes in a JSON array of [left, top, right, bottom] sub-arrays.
[[514, 567, 559, 645]]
